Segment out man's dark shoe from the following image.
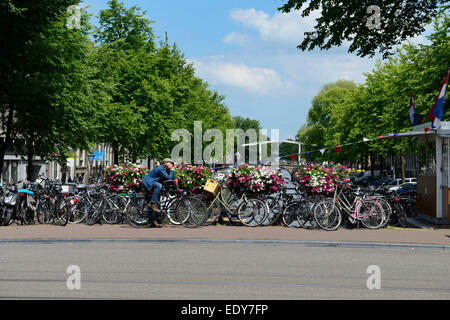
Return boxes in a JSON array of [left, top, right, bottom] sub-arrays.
[[152, 220, 163, 227], [149, 202, 160, 213]]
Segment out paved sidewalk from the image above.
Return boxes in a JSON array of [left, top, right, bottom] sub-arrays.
[[1, 224, 450, 246]]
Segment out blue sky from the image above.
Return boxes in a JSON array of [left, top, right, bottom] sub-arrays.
[[81, 0, 432, 140]]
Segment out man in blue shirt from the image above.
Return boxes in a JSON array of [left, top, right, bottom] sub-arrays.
[[141, 158, 175, 214]]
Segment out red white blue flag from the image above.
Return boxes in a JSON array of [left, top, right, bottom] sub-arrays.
[[429, 70, 449, 129], [409, 92, 422, 126]]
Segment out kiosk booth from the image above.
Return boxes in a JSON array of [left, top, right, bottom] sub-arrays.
[[389, 122, 450, 224]]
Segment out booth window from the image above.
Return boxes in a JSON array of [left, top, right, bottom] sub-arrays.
[[418, 137, 436, 175]]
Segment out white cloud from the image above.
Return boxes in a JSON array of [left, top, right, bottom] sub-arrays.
[[222, 32, 250, 46], [279, 53, 377, 85], [228, 8, 320, 46], [188, 57, 290, 95]]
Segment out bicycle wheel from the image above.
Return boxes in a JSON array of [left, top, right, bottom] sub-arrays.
[[55, 201, 70, 226], [392, 202, 408, 228], [69, 196, 88, 224], [86, 199, 102, 225], [175, 197, 206, 227], [295, 200, 318, 229], [358, 200, 385, 230], [194, 194, 222, 226], [19, 200, 34, 225], [126, 197, 151, 228], [237, 198, 268, 227], [376, 198, 392, 228], [313, 200, 342, 231], [262, 195, 282, 226], [282, 201, 301, 228], [101, 198, 120, 224], [37, 200, 53, 224]]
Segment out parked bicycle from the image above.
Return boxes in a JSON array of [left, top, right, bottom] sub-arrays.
[[313, 186, 386, 231], [125, 180, 206, 228], [195, 178, 269, 227]]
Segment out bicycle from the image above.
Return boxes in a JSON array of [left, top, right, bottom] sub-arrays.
[[85, 188, 127, 225], [195, 179, 269, 227], [125, 180, 206, 228], [282, 187, 322, 229], [35, 179, 74, 226], [313, 187, 386, 231], [261, 186, 302, 227]]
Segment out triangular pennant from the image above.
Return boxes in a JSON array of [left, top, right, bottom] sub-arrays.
[[424, 128, 430, 133], [334, 146, 341, 156], [289, 154, 295, 163], [320, 149, 326, 155], [363, 138, 370, 142]]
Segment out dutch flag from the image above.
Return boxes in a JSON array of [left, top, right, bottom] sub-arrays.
[[409, 92, 422, 126], [429, 69, 449, 129]]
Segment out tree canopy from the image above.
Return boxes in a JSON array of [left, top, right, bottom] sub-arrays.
[[297, 12, 449, 166], [278, 0, 449, 58]]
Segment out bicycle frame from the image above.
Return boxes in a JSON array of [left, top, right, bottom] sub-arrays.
[[331, 187, 380, 222], [206, 184, 248, 217]]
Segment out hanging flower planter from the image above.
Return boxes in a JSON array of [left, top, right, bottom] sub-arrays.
[[227, 165, 284, 195], [293, 163, 350, 195]]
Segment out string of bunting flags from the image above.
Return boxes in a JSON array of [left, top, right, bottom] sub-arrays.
[[280, 68, 449, 163], [279, 130, 435, 162]]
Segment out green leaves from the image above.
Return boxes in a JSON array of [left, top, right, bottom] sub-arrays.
[[278, 0, 445, 58], [297, 13, 449, 164]]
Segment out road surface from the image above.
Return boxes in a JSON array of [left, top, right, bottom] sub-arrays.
[[0, 241, 449, 299]]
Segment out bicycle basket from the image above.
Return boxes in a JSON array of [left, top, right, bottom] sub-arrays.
[[204, 179, 219, 198]]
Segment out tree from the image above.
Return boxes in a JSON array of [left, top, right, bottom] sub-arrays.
[[278, 0, 449, 58], [295, 12, 449, 178], [94, 1, 235, 165], [0, 0, 104, 180]]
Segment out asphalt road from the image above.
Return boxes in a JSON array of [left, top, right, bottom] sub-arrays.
[[0, 241, 449, 299]]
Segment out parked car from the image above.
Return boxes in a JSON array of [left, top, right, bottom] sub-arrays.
[[385, 178, 417, 188], [369, 178, 394, 188], [354, 171, 381, 184], [358, 176, 379, 187], [389, 182, 417, 192]]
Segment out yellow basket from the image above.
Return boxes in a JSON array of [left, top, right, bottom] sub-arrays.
[[204, 179, 219, 198]]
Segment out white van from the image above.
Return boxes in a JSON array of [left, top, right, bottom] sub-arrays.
[[387, 178, 417, 187]]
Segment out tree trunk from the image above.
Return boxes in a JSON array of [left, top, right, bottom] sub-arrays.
[[401, 154, 406, 183], [26, 148, 34, 181], [113, 142, 119, 165], [0, 102, 15, 182], [380, 154, 385, 178], [364, 153, 369, 171], [393, 155, 397, 179], [61, 160, 68, 183], [370, 152, 375, 178]]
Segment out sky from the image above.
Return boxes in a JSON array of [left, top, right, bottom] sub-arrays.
[[80, 0, 432, 141]]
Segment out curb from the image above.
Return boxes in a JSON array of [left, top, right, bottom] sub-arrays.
[[0, 238, 449, 251]]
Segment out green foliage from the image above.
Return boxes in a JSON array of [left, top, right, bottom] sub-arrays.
[[297, 13, 450, 164], [93, 1, 235, 164], [278, 0, 447, 58]]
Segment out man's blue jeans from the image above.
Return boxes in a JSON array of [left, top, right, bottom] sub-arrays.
[[144, 182, 162, 203]]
